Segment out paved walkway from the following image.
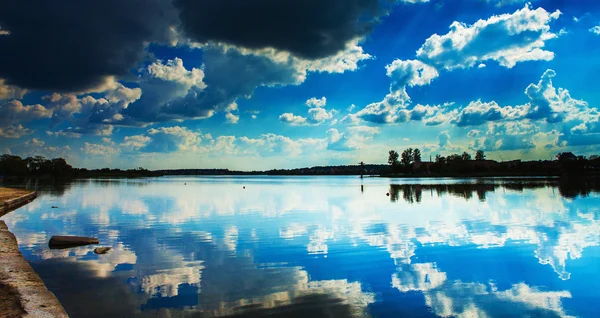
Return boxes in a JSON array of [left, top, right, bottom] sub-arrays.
[[0, 188, 68, 317]]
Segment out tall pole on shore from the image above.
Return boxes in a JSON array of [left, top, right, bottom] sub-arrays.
[[359, 161, 364, 179]]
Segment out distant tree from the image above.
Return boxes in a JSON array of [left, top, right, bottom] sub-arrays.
[[413, 148, 422, 163], [435, 154, 445, 164], [447, 154, 462, 162], [0, 155, 28, 176], [388, 150, 399, 166], [475, 150, 486, 161], [556, 152, 577, 162], [461, 151, 472, 161], [51, 158, 74, 177], [401, 148, 413, 166]]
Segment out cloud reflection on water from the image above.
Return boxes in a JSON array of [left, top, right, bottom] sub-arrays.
[[3, 177, 599, 317]]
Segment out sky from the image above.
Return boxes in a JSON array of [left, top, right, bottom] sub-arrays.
[[1, 0, 600, 170]]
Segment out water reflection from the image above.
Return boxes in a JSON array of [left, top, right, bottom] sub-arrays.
[[2, 177, 599, 317]]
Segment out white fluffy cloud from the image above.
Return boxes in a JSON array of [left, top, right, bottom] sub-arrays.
[[417, 4, 561, 69], [224, 102, 240, 124], [327, 126, 380, 151], [82, 142, 120, 156], [452, 100, 526, 127], [306, 97, 327, 108], [46, 130, 82, 139], [279, 113, 308, 126], [349, 59, 439, 124], [590, 26, 600, 35], [144, 126, 204, 152], [280, 96, 336, 126]]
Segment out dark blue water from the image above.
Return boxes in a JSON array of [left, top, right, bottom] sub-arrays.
[[2, 177, 600, 317]]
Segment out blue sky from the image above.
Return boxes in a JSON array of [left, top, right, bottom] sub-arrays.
[[1, 0, 600, 170]]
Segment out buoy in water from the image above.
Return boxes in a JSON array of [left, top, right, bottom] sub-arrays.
[[243, 186, 246, 189], [386, 193, 390, 196]]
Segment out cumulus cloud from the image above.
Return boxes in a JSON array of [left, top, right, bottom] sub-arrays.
[[46, 130, 82, 139], [417, 4, 561, 69], [120, 126, 204, 154], [9, 138, 72, 159], [452, 100, 525, 127], [224, 102, 240, 124], [0, 125, 33, 139], [350, 60, 439, 124], [82, 142, 119, 156], [468, 121, 539, 151], [523, 69, 589, 123], [348, 5, 561, 127], [437, 130, 452, 149], [39, 83, 141, 134], [0, 100, 52, 127], [279, 113, 308, 126], [280, 97, 336, 126], [590, 26, 600, 35], [235, 134, 324, 157], [306, 97, 327, 108], [0, 79, 27, 100], [225, 112, 240, 124], [121, 135, 152, 152], [327, 126, 380, 151]]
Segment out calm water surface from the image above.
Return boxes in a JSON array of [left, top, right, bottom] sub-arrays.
[[3, 176, 600, 317]]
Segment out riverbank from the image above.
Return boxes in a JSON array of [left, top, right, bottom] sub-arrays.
[[0, 188, 68, 317]]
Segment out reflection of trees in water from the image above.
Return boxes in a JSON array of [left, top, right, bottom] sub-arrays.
[[387, 179, 599, 204], [558, 177, 600, 199], [389, 183, 496, 204], [1, 178, 73, 196], [213, 294, 356, 318]]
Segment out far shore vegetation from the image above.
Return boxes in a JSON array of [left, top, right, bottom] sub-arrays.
[[1, 150, 599, 180]]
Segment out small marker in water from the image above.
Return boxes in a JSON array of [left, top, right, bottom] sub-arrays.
[[386, 193, 390, 196], [243, 186, 246, 189]]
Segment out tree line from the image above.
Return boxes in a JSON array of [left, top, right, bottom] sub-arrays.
[[388, 148, 487, 168], [0, 154, 159, 179], [0, 154, 74, 178], [387, 148, 600, 176]]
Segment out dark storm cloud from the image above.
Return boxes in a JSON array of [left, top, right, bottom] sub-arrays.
[[174, 0, 393, 59], [0, 0, 177, 92]]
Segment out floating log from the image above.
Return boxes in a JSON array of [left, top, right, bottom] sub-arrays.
[[49, 236, 99, 249]]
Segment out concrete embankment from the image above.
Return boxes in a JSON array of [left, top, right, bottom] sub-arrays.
[[0, 189, 37, 218], [0, 189, 68, 317]]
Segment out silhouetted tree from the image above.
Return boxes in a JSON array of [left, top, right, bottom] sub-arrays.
[[447, 154, 462, 162], [413, 148, 422, 163], [556, 152, 576, 162], [401, 148, 413, 166], [475, 150, 486, 161], [435, 154, 445, 164], [388, 150, 399, 166], [461, 152, 472, 161]]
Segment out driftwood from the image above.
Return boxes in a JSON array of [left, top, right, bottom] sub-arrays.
[[49, 236, 99, 249]]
